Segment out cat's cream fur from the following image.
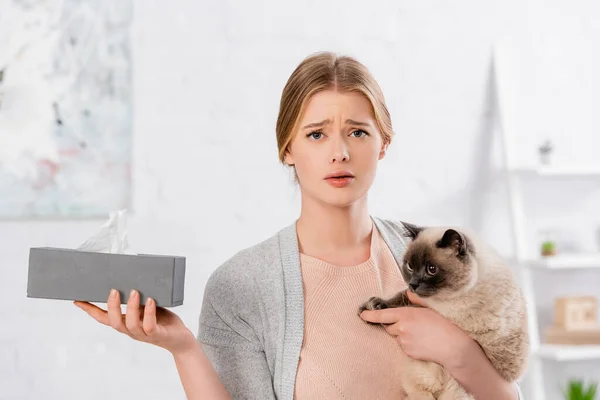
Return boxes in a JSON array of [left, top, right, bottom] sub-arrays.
[[360, 224, 529, 399]]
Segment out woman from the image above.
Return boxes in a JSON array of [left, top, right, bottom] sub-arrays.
[[75, 52, 524, 400]]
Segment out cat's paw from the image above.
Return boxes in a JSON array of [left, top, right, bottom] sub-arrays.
[[358, 296, 388, 316]]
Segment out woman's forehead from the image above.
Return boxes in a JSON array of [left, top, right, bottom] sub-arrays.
[[301, 91, 375, 122]]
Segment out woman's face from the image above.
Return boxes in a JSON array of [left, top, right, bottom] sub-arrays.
[[284, 89, 388, 208]]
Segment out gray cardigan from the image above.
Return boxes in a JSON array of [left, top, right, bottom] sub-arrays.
[[196, 217, 523, 399]]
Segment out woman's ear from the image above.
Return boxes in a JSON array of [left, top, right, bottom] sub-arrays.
[[378, 142, 389, 160], [284, 150, 295, 166]]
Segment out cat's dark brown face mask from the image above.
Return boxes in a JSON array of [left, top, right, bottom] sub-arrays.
[[399, 222, 477, 299]]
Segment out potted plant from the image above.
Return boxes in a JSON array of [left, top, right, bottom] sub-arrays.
[[541, 240, 557, 257], [562, 379, 598, 400]]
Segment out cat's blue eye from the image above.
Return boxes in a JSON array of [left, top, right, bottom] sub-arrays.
[[307, 131, 323, 140], [351, 130, 369, 138]]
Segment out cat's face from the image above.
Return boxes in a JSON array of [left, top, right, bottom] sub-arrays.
[[399, 222, 478, 299]]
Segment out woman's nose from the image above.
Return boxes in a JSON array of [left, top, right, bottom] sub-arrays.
[[330, 138, 349, 163]]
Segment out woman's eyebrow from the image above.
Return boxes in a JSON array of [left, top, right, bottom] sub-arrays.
[[302, 119, 330, 129], [302, 119, 371, 129], [345, 119, 371, 127]]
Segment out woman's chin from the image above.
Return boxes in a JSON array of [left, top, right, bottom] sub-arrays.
[[324, 195, 365, 208], [320, 187, 369, 208]]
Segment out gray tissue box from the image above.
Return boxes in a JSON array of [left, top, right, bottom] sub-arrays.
[[27, 247, 186, 307]]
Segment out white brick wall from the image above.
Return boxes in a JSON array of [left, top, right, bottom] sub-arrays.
[[2, 0, 600, 399]]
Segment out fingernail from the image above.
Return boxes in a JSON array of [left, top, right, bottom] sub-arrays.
[[130, 289, 137, 298], [146, 297, 152, 307], [110, 289, 117, 299]]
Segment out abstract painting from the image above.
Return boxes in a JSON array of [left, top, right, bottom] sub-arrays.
[[0, 0, 132, 218]]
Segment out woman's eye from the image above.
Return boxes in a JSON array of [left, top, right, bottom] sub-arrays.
[[426, 264, 437, 275], [307, 131, 323, 140], [351, 130, 368, 138]]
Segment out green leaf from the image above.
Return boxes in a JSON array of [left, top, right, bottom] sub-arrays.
[[563, 379, 598, 400]]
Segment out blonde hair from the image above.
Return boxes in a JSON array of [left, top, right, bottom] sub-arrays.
[[276, 51, 394, 163]]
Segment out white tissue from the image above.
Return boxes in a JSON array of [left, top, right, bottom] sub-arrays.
[[77, 209, 137, 255]]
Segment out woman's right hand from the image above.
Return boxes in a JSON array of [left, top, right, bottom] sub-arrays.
[[74, 289, 197, 356]]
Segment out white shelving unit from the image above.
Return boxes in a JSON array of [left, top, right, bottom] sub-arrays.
[[513, 165, 600, 177], [538, 344, 600, 362], [493, 43, 600, 400], [527, 254, 600, 270]]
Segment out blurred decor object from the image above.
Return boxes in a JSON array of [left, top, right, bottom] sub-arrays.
[[562, 379, 597, 400], [539, 139, 554, 165], [539, 228, 560, 257], [544, 296, 600, 345], [555, 296, 597, 330], [541, 240, 557, 257]]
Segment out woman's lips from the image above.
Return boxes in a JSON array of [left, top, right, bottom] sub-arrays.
[[324, 171, 355, 188], [325, 177, 354, 187]]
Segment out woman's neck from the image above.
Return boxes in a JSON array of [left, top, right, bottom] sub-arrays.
[[295, 195, 372, 257]]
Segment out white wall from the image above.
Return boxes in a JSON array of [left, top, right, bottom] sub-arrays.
[[2, 0, 600, 399]]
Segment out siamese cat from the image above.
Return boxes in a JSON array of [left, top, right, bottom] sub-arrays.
[[359, 222, 529, 400]]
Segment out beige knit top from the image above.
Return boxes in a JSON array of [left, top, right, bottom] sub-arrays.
[[294, 223, 408, 399]]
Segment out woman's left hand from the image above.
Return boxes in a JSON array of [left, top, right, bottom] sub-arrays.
[[359, 291, 473, 368]]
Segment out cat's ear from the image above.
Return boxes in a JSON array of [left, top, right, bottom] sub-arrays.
[[401, 221, 424, 240], [437, 229, 467, 256]]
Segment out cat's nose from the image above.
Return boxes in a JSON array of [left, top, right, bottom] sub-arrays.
[[409, 283, 419, 291]]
